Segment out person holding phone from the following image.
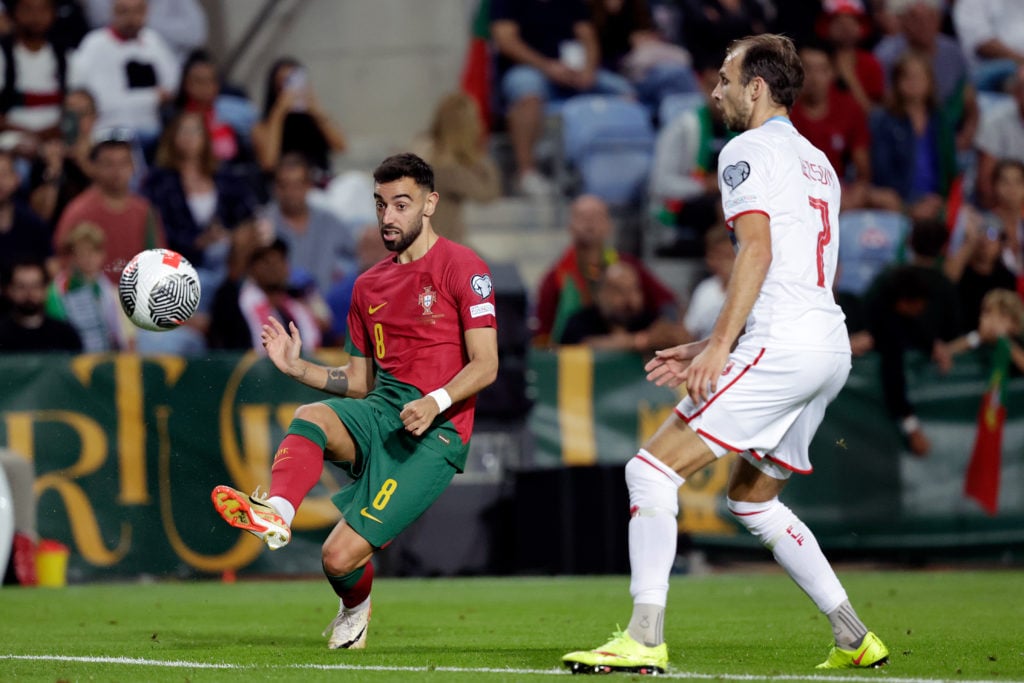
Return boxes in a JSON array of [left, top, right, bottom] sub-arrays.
[[252, 57, 347, 183]]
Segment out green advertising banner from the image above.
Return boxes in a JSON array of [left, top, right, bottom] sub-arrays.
[[2, 348, 1022, 582], [0, 351, 349, 582], [528, 347, 1024, 550]]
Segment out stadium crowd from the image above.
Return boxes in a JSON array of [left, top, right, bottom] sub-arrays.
[[3, 0, 1024, 581]]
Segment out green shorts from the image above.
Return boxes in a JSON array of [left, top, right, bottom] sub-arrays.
[[323, 395, 466, 548]]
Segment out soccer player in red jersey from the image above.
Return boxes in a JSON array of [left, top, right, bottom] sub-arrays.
[[211, 153, 499, 650]]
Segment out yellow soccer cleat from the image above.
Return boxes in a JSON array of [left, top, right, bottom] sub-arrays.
[[816, 631, 889, 669], [562, 629, 668, 675], [211, 485, 291, 550]]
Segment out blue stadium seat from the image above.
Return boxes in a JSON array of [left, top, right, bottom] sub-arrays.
[[836, 210, 909, 296], [657, 91, 706, 128], [561, 95, 655, 206]]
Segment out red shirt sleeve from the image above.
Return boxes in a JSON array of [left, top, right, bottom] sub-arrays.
[[533, 268, 559, 341]]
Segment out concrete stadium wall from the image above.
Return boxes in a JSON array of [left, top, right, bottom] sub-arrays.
[[207, 0, 475, 169]]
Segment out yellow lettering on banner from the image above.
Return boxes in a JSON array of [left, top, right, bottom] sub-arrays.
[[71, 353, 186, 505], [679, 453, 737, 535], [155, 406, 262, 571], [558, 346, 596, 465], [3, 408, 130, 564]]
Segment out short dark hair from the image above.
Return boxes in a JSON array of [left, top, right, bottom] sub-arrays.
[[909, 217, 948, 259], [729, 34, 804, 110], [993, 158, 1024, 186], [373, 153, 434, 192], [2, 257, 48, 289]]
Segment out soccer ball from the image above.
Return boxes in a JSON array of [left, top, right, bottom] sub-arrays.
[[118, 249, 201, 331]]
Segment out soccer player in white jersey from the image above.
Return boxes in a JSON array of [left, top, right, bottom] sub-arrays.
[[562, 34, 889, 675]]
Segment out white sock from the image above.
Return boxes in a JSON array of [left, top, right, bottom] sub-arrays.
[[267, 496, 295, 527], [727, 497, 847, 614], [625, 451, 683, 634]]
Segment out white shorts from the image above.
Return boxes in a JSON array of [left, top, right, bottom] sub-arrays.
[[675, 343, 851, 476]]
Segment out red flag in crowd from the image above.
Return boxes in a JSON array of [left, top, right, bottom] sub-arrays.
[[964, 336, 1011, 515], [460, 0, 492, 133]]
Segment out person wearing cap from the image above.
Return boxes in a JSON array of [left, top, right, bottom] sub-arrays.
[[817, 0, 885, 112]]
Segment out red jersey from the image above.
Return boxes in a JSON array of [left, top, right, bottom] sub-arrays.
[[790, 87, 869, 177], [345, 237, 497, 444]]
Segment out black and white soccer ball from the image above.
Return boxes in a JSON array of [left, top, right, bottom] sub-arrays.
[[118, 249, 201, 332]]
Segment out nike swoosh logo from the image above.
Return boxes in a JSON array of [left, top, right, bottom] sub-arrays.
[[360, 507, 383, 523], [368, 302, 388, 314], [852, 649, 867, 666]]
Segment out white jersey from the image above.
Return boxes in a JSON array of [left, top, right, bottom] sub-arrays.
[[718, 117, 849, 353]]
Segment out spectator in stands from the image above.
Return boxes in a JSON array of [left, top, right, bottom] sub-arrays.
[[952, 0, 1024, 93], [533, 194, 678, 347], [266, 152, 355, 295], [0, 0, 90, 49], [864, 218, 960, 456], [677, 0, 769, 73], [0, 149, 49, 276], [165, 50, 258, 168], [0, 257, 81, 350], [52, 132, 164, 283], [411, 91, 501, 245], [792, 41, 900, 212], [874, 0, 979, 152], [590, 0, 698, 117], [208, 237, 322, 352], [69, 0, 179, 146], [46, 220, 131, 351], [324, 222, 390, 346], [0, 0, 71, 142], [816, 0, 886, 112], [27, 88, 95, 228], [648, 65, 728, 257], [982, 159, 1024, 275], [142, 111, 259, 311], [253, 57, 347, 183], [973, 66, 1024, 209], [682, 225, 733, 341], [869, 51, 958, 221], [490, 0, 634, 197], [561, 259, 689, 351], [943, 209, 1017, 329], [81, 0, 207, 65], [941, 288, 1024, 370]]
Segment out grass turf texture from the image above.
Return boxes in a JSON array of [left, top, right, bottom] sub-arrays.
[[0, 569, 1021, 682]]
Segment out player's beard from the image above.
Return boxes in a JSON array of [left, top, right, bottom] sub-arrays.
[[721, 98, 752, 133], [382, 215, 424, 253]]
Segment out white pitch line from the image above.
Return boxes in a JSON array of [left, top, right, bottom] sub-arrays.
[[0, 654, 1018, 683]]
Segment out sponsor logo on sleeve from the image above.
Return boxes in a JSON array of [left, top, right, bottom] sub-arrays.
[[470, 302, 495, 318]]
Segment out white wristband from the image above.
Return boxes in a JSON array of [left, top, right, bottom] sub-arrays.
[[901, 415, 921, 435], [427, 388, 452, 412], [966, 330, 982, 349]]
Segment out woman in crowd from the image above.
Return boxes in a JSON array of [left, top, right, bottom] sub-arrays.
[[141, 111, 260, 323], [869, 52, 957, 222], [411, 92, 500, 245], [253, 57, 347, 183]]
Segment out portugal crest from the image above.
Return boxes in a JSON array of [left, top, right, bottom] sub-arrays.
[[418, 285, 436, 315]]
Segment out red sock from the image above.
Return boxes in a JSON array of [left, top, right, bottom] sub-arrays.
[[342, 561, 374, 608], [269, 434, 324, 511]]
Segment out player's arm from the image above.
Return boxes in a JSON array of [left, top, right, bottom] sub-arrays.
[[679, 213, 771, 404], [260, 317, 374, 397], [399, 326, 499, 436]]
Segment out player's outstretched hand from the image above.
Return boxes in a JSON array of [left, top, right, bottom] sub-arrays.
[[679, 343, 730, 405], [261, 317, 303, 378], [400, 395, 441, 436], [645, 341, 705, 388]]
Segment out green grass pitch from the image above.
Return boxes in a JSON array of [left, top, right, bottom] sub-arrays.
[[1, 569, 1021, 681]]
